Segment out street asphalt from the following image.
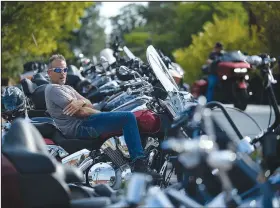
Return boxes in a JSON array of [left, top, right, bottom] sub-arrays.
[[167, 104, 279, 183], [212, 104, 277, 138]]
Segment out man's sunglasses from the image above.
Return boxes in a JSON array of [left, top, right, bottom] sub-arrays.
[[50, 67, 68, 73]]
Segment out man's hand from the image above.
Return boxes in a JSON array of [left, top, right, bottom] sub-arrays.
[[75, 107, 100, 118], [63, 99, 85, 116]]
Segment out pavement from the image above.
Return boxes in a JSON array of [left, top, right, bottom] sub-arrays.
[[212, 104, 277, 138], [167, 104, 279, 183]]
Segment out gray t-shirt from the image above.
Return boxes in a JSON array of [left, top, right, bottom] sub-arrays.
[[45, 84, 84, 137]]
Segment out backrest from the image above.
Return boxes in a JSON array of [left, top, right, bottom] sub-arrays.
[[21, 78, 48, 110], [21, 78, 37, 95], [30, 84, 48, 109], [2, 119, 77, 208], [32, 73, 50, 86]]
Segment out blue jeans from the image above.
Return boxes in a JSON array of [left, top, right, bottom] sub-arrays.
[[206, 74, 218, 102], [76, 111, 145, 161]]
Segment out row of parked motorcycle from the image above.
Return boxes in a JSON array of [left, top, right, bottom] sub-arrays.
[[2, 42, 280, 208], [18, 44, 280, 112]]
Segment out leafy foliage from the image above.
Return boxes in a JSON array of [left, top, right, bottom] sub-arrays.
[[117, 2, 250, 61], [1, 2, 93, 78], [173, 15, 265, 84], [109, 3, 146, 41], [70, 3, 106, 58], [173, 2, 248, 48], [247, 2, 280, 56], [124, 2, 179, 59], [124, 30, 150, 60]]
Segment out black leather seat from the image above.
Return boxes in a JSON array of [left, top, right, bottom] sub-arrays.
[[31, 117, 103, 154], [2, 119, 111, 208]]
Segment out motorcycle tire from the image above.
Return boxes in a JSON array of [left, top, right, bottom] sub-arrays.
[[233, 88, 249, 111]]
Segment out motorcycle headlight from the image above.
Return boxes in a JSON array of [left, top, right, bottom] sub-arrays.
[[240, 68, 248, 73], [234, 68, 241, 73], [234, 68, 247, 73]]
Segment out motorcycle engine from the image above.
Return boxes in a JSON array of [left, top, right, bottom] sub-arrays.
[[87, 162, 132, 190], [85, 137, 132, 189], [87, 162, 116, 187], [89, 137, 160, 189], [101, 137, 128, 167]]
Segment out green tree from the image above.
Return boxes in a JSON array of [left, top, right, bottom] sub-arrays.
[[173, 15, 265, 84], [109, 3, 146, 41], [121, 2, 179, 59], [247, 2, 280, 56], [173, 2, 248, 48], [130, 2, 179, 58], [70, 3, 106, 58], [121, 2, 248, 60], [141, 2, 179, 34], [1, 2, 93, 79], [124, 30, 150, 60]]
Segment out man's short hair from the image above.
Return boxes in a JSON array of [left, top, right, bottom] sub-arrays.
[[215, 42, 223, 49], [48, 54, 66, 69]]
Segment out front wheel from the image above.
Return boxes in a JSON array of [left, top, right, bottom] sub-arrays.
[[233, 88, 249, 111]]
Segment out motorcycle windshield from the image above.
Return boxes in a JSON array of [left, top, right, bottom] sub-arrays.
[[100, 48, 116, 65], [146, 45, 178, 92], [123, 46, 136, 60], [220, 51, 247, 62], [171, 62, 184, 76]]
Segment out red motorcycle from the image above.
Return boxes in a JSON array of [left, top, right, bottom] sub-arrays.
[[191, 51, 254, 110]]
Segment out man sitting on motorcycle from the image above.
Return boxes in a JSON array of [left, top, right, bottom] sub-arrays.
[[45, 54, 161, 178], [206, 42, 224, 102]]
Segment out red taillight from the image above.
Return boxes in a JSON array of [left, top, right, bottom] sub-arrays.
[[44, 138, 55, 145]]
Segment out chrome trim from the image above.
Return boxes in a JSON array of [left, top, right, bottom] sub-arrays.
[[116, 136, 130, 158], [61, 149, 90, 167], [47, 145, 69, 158], [145, 137, 159, 150], [78, 158, 94, 172], [148, 149, 158, 167], [87, 162, 116, 187], [101, 137, 117, 150], [159, 160, 169, 175], [113, 96, 152, 112]]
